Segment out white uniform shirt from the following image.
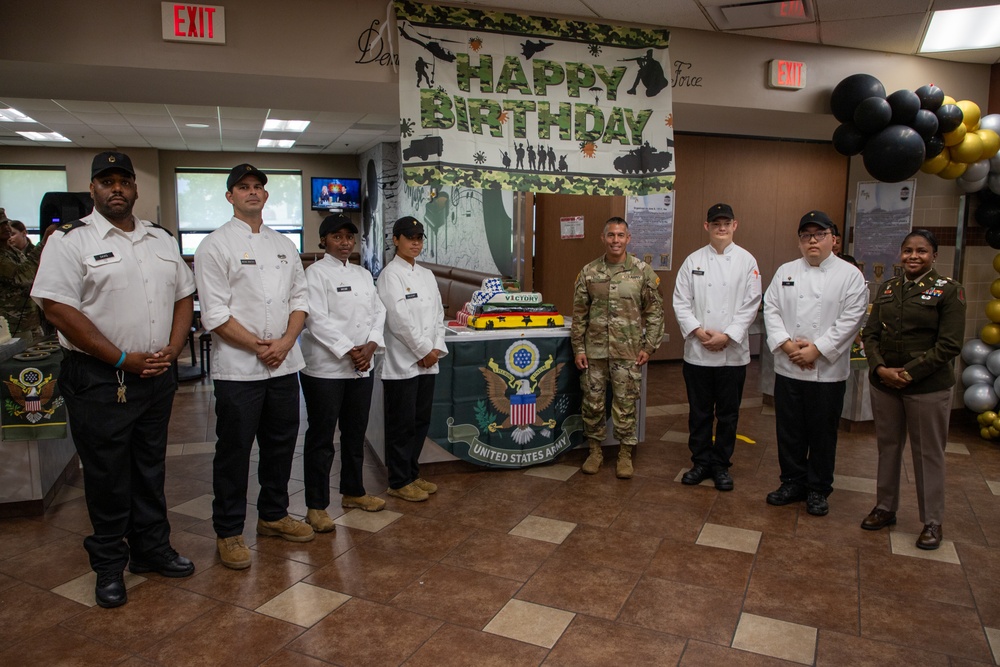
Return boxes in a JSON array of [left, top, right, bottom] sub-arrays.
[[377, 254, 447, 380], [300, 255, 386, 379], [31, 211, 195, 354], [672, 243, 762, 367], [763, 254, 868, 382], [194, 217, 308, 381]]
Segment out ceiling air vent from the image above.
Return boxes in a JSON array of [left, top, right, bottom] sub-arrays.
[[706, 0, 814, 31]]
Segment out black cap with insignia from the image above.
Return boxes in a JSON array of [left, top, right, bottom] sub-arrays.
[[798, 210, 834, 232], [392, 216, 425, 238], [226, 163, 268, 191], [91, 151, 136, 179]]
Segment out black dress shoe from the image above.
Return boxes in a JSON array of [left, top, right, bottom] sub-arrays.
[[95, 571, 127, 608], [129, 547, 195, 578], [916, 523, 942, 550], [805, 491, 829, 516], [860, 507, 896, 531], [766, 483, 807, 506], [682, 465, 711, 485], [713, 469, 734, 492]]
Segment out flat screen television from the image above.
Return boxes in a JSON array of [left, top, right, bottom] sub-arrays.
[[311, 177, 361, 211]]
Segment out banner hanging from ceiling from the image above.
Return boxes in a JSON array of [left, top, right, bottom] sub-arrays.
[[395, 0, 674, 196]]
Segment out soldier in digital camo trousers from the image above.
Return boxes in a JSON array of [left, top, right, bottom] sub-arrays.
[[571, 217, 664, 478]]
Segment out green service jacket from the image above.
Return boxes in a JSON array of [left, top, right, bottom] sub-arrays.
[[571, 252, 665, 360], [862, 268, 966, 395]]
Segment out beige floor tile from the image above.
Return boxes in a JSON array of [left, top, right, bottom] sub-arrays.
[[169, 494, 215, 520], [50, 571, 147, 607], [657, 405, 691, 416], [988, 480, 1000, 496], [696, 523, 762, 555], [483, 599, 575, 648], [523, 464, 577, 481], [335, 508, 402, 533], [731, 612, 817, 665], [660, 431, 689, 443], [50, 484, 85, 506], [889, 532, 961, 565], [182, 442, 217, 455], [509, 515, 576, 544], [945, 441, 970, 455], [985, 626, 1000, 664], [833, 475, 877, 494], [674, 468, 714, 487], [741, 397, 763, 408], [255, 582, 350, 627]]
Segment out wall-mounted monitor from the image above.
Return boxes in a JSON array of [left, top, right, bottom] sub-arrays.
[[311, 177, 361, 211]]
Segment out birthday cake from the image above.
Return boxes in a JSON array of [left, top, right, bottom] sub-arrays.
[[457, 278, 564, 329]]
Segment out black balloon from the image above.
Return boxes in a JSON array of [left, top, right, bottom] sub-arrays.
[[831, 74, 886, 123], [986, 226, 1000, 248], [887, 89, 921, 125], [862, 125, 926, 183], [854, 97, 892, 134], [910, 109, 939, 139], [978, 203, 1000, 229], [915, 84, 945, 111], [924, 135, 945, 159], [833, 122, 867, 156], [936, 104, 964, 133]]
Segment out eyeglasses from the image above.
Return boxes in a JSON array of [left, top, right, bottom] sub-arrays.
[[798, 231, 830, 242]]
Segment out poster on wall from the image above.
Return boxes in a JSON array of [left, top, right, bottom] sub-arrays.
[[560, 216, 584, 239], [395, 0, 674, 197], [625, 192, 674, 270], [853, 180, 915, 285]]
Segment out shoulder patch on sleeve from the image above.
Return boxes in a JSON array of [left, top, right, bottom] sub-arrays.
[[57, 219, 86, 234]]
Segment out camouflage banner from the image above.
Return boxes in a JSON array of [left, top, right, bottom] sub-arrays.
[[428, 335, 584, 468], [395, 1, 675, 196]]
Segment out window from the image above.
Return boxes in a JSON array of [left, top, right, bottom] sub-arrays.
[[0, 165, 68, 242], [175, 168, 303, 254]]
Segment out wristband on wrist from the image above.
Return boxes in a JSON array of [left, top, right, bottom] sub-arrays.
[[114, 350, 126, 368]]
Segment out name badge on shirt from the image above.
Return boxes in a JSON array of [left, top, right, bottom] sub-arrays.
[[781, 280, 795, 286], [336, 286, 352, 293], [240, 259, 257, 265], [692, 269, 705, 276], [93, 252, 115, 261], [405, 293, 419, 299]]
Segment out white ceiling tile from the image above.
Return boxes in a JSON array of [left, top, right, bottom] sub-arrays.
[[110, 102, 171, 116], [124, 114, 178, 128], [54, 100, 118, 113], [221, 118, 265, 131], [821, 14, 926, 54], [219, 107, 269, 120], [731, 22, 821, 43], [0, 98, 64, 111], [165, 104, 219, 117], [314, 111, 367, 123], [69, 112, 131, 127], [266, 109, 318, 120], [588, 0, 713, 29]]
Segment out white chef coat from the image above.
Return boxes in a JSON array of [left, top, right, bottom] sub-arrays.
[[763, 254, 868, 382], [300, 254, 385, 379], [194, 217, 308, 381], [672, 242, 762, 366], [376, 254, 447, 380], [31, 211, 195, 354]]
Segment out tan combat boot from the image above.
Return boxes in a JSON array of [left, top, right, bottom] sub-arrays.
[[616, 444, 634, 479], [581, 441, 603, 474]]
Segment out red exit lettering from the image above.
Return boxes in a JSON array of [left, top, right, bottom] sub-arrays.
[[173, 4, 216, 39], [778, 61, 801, 87]]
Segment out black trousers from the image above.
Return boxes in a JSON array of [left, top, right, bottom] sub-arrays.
[[683, 361, 747, 470], [299, 373, 374, 505], [383, 375, 435, 490], [774, 374, 846, 496], [211, 374, 299, 537], [61, 350, 177, 575]]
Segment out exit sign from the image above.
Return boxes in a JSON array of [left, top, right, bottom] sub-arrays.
[[161, 3, 226, 44], [768, 59, 806, 90]]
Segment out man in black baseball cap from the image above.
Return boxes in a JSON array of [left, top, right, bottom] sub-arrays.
[[796, 210, 834, 232], [91, 151, 136, 180], [226, 163, 268, 191]]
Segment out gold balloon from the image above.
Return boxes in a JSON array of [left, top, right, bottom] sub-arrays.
[[921, 151, 949, 174], [938, 161, 967, 179], [979, 129, 1000, 160], [986, 299, 1000, 323], [982, 322, 1000, 345], [991, 278, 1000, 299], [994, 252, 1000, 273], [943, 95, 956, 105], [958, 100, 982, 129], [943, 124, 967, 146], [952, 132, 984, 163]]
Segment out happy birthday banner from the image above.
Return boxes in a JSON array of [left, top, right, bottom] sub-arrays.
[[395, 0, 674, 196]]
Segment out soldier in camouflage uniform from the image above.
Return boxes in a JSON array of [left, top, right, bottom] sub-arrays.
[[0, 216, 45, 341], [571, 217, 664, 478]]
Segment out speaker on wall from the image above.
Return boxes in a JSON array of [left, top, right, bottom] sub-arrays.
[[39, 191, 94, 234]]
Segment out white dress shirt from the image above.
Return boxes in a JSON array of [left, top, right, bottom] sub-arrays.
[[301, 255, 386, 379], [32, 210, 195, 354], [672, 242, 762, 367], [194, 217, 308, 381], [763, 254, 868, 382], [377, 254, 447, 380]]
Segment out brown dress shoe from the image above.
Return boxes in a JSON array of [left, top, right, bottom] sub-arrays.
[[860, 507, 896, 531], [916, 523, 942, 550]]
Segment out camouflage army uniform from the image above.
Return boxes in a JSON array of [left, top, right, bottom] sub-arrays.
[[571, 253, 664, 447], [0, 243, 44, 340]]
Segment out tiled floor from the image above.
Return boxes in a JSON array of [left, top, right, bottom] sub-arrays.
[[3, 360, 1000, 665]]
